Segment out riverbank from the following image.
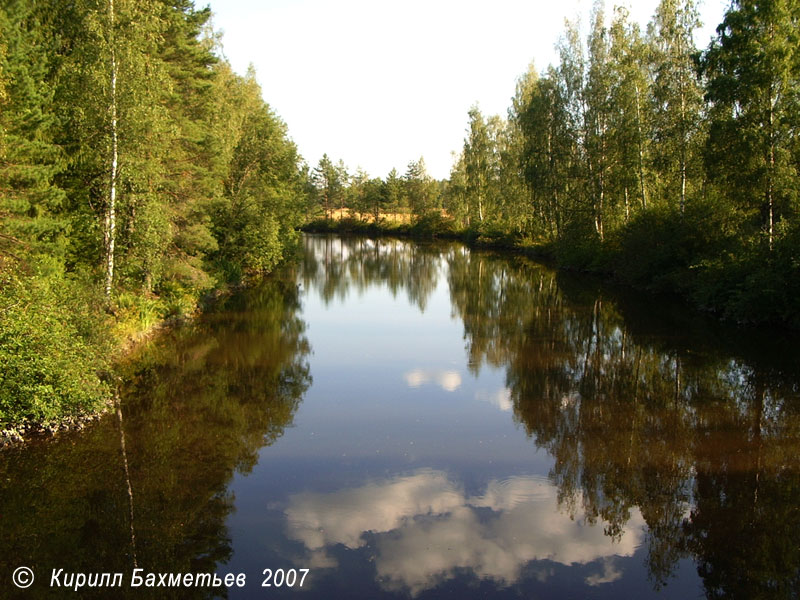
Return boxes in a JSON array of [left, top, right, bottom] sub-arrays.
[[301, 215, 544, 255], [302, 213, 800, 330], [0, 232, 309, 445], [0, 286, 189, 448], [0, 272, 256, 448]]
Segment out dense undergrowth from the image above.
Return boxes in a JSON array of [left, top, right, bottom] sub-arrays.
[[0, 262, 113, 428]]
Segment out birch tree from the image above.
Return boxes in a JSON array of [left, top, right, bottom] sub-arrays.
[[649, 0, 704, 214], [701, 0, 800, 249], [608, 7, 651, 221], [585, 2, 613, 240]]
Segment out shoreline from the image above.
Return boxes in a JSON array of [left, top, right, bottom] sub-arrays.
[[301, 218, 797, 331], [0, 264, 293, 449], [0, 286, 234, 450]]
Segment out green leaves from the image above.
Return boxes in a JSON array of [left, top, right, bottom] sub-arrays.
[[0, 269, 113, 426], [211, 70, 305, 281], [0, 1, 67, 263], [700, 0, 800, 245], [0, 0, 307, 427], [430, 0, 800, 326], [404, 157, 438, 222]]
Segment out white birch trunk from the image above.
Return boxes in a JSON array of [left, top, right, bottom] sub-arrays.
[[104, 0, 118, 300], [634, 81, 647, 210]]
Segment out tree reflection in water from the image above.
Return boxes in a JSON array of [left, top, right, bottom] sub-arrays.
[[0, 273, 311, 598], [304, 235, 800, 597], [301, 235, 444, 313], [2, 236, 797, 598]]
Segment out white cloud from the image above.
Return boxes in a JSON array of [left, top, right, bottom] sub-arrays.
[[476, 387, 513, 411], [403, 369, 462, 392], [284, 470, 645, 596], [585, 558, 624, 586], [286, 469, 463, 551]]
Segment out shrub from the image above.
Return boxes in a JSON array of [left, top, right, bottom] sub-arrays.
[[0, 269, 113, 427]]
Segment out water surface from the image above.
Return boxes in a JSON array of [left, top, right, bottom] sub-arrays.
[[2, 234, 799, 599]]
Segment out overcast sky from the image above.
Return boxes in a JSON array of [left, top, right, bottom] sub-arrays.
[[205, 0, 728, 180]]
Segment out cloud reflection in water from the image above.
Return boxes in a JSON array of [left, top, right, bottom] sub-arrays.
[[475, 387, 513, 412], [403, 369, 462, 392], [285, 470, 644, 595]]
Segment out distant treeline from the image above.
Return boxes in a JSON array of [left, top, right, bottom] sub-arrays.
[[0, 0, 306, 427], [308, 0, 800, 327]]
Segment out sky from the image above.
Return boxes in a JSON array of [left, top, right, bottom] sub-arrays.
[[205, 0, 729, 181]]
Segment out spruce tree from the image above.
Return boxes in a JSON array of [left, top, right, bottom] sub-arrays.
[[0, 1, 66, 264]]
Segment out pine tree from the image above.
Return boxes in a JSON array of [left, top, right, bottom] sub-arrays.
[[404, 158, 437, 222], [312, 154, 345, 220], [135, 0, 220, 294], [384, 168, 403, 214], [445, 152, 469, 227]]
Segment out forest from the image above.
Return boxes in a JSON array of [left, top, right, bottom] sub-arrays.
[[0, 0, 307, 428], [1, 0, 799, 430], [306, 0, 800, 330]]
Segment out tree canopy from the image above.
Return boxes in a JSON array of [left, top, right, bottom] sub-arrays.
[[0, 0, 307, 427]]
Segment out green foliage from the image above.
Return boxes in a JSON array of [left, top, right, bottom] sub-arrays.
[[409, 211, 455, 238], [212, 82, 305, 280], [553, 221, 607, 272], [304, 0, 800, 327], [610, 201, 724, 289], [0, 267, 112, 426], [0, 271, 311, 579], [435, 0, 800, 327], [311, 153, 348, 218], [114, 290, 164, 332], [384, 168, 404, 212], [648, 0, 704, 211], [0, 1, 67, 262], [0, 1, 306, 427], [700, 0, 800, 245], [404, 157, 439, 221], [688, 223, 800, 327]]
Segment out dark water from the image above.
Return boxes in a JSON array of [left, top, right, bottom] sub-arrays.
[[2, 234, 800, 599]]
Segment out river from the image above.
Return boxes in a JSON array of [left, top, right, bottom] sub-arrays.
[[1, 234, 799, 599]]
